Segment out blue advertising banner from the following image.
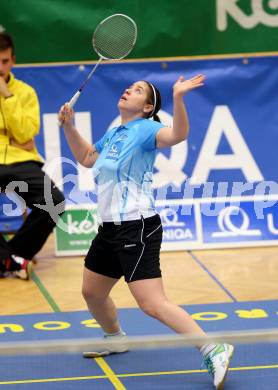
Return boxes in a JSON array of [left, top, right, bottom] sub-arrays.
[[3, 56, 278, 251]]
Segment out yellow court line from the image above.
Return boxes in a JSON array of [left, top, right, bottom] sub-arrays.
[[0, 374, 106, 385], [118, 369, 207, 377], [230, 364, 278, 372], [1, 364, 278, 385], [95, 357, 126, 390], [116, 364, 278, 378]]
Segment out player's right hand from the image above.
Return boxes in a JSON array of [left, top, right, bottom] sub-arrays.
[[58, 103, 74, 127]]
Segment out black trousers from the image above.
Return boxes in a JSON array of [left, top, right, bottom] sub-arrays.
[[0, 161, 65, 260]]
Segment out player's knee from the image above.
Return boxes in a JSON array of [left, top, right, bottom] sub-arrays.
[[82, 285, 101, 303], [82, 285, 93, 301], [138, 299, 162, 319]]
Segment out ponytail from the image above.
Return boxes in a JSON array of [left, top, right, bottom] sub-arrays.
[[153, 113, 161, 123], [143, 81, 162, 122]]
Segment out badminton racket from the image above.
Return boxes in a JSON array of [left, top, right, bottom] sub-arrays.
[[66, 13, 137, 108]]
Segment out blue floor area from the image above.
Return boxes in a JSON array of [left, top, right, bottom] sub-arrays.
[[1, 299, 278, 342], [0, 300, 278, 389], [0, 344, 278, 389]]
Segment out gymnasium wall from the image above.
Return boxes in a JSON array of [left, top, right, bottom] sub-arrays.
[[0, 1, 277, 253], [1, 57, 275, 254], [0, 0, 278, 63]]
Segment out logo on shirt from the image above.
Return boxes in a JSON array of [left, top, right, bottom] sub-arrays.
[[117, 133, 128, 141], [103, 138, 110, 147], [106, 141, 124, 160]]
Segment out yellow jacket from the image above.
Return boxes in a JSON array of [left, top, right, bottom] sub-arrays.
[[0, 72, 43, 165]]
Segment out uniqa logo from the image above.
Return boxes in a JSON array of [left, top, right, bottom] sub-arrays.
[[216, 0, 278, 31], [160, 207, 194, 240], [212, 206, 261, 237]]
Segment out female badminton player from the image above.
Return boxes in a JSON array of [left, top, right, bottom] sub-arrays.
[[59, 74, 233, 389]]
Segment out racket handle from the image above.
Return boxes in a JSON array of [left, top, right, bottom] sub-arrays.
[[58, 91, 81, 127], [68, 90, 81, 108]]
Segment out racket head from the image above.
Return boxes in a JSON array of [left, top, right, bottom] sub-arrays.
[[92, 13, 137, 60]]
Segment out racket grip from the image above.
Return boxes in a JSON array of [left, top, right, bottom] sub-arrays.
[[68, 91, 81, 108], [58, 90, 81, 127]]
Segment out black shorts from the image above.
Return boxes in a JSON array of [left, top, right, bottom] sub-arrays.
[[84, 214, 163, 282]]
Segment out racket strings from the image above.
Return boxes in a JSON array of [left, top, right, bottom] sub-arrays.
[[93, 15, 137, 60], [63, 14, 137, 109]]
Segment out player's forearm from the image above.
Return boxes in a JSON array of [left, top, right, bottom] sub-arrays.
[[172, 94, 189, 142], [63, 124, 94, 166]]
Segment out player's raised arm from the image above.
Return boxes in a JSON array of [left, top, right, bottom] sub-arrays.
[[58, 103, 98, 168], [156, 74, 205, 149]]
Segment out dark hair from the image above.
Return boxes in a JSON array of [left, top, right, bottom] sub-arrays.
[[0, 32, 15, 55], [143, 81, 162, 122]]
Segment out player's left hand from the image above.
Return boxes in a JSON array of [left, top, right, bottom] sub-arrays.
[[173, 74, 205, 97]]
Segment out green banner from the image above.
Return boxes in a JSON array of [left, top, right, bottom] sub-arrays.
[[55, 208, 98, 256], [0, 0, 277, 63]]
